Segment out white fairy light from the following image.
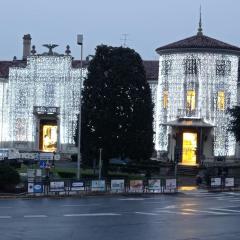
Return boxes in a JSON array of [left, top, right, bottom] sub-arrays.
[[155, 52, 238, 157], [6, 55, 86, 151]]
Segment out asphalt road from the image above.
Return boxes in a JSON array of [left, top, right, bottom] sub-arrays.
[[0, 191, 240, 240]]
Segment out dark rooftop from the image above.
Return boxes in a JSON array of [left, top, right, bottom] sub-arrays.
[[156, 34, 240, 55], [0, 59, 159, 82]]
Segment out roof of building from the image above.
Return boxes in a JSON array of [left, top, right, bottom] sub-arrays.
[[156, 34, 240, 55], [143, 60, 159, 81], [0, 60, 27, 78], [0, 59, 159, 82]]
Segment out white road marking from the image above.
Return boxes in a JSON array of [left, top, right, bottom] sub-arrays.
[[182, 208, 230, 215], [156, 210, 195, 215], [64, 213, 121, 217], [210, 208, 240, 213], [62, 204, 100, 207], [0, 216, 12, 219], [229, 199, 240, 202], [24, 215, 48, 218], [135, 212, 159, 216], [118, 198, 145, 201]]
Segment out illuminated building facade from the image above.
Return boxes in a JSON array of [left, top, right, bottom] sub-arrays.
[[0, 35, 157, 155], [155, 23, 240, 165], [0, 36, 86, 153]]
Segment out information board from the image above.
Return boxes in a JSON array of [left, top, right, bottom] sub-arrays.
[[148, 179, 161, 192], [71, 181, 85, 191], [165, 179, 177, 192], [129, 180, 143, 192], [111, 179, 125, 192], [211, 178, 221, 187], [225, 178, 234, 187], [91, 180, 106, 191], [50, 181, 65, 192]]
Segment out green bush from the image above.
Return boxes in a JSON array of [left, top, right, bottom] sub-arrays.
[[57, 171, 76, 179], [0, 164, 20, 191]]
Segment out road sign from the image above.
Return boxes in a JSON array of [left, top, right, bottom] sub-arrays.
[[39, 160, 46, 169]]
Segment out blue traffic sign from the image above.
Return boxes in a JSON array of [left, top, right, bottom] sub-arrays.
[[39, 160, 46, 169]]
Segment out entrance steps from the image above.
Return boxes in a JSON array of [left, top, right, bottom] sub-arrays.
[[177, 165, 199, 176]]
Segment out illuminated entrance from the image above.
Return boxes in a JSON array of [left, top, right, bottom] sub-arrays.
[[39, 119, 57, 152], [182, 132, 197, 165]]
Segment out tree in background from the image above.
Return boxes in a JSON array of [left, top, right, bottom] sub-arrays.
[[80, 45, 153, 176], [228, 106, 240, 142]]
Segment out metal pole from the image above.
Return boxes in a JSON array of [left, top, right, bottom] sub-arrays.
[[77, 35, 83, 179], [99, 148, 102, 180]]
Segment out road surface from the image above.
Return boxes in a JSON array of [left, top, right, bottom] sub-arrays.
[[0, 191, 240, 240]]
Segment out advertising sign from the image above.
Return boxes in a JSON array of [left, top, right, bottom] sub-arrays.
[[33, 183, 43, 193], [71, 181, 85, 191], [28, 182, 34, 193], [40, 152, 54, 161], [91, 180, 106, 191], [27, 169, 35, 182], [148, 179, 161, 192], [165, 179, 177, 192], [225, 178, 234, 187], [111, 179, 125, 192], [50, 181, 65, 192], [211, 178, 221, 187], [28, 183, 43, 193], [129, 180, 143, 192]]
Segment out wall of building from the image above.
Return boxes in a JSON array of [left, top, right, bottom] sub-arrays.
[[155, 52, 239, 157], [4, 55, 85, 153]]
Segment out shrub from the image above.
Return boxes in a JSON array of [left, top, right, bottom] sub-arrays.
[[0, 164, 20, 192]]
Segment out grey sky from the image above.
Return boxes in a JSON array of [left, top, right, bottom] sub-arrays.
[[0, 0, 239, 60]]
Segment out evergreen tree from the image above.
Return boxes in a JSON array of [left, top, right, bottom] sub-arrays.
[[228, 106, 240, 142], [80, 45, 153, 176]]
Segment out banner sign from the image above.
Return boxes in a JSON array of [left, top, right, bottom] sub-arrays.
[[148, 179, 161, 192], [129, 180, 143, 192], [71, 181, 85, 191], [225, 178, 234, 187], [165, 179, 177, 192], [91, 180, 106, 191], [111, 179, 125, 192], [211, 178, 221, 187], [28, 183, 43, 193], [50, 181, 65, 192], [40, 152, 54, 161]]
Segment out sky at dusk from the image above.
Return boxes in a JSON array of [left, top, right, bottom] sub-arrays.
[[0, 0, 239, 60]]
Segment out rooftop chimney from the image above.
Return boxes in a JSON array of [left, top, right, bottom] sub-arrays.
[[23, 34, 32, 60]]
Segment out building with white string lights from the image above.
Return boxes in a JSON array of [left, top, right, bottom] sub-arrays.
[[0, 35, 158, 156], [0, 35, 86, 154], [154, 18, 240, 165]]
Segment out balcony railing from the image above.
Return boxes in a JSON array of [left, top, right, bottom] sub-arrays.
[[177, 108, 202, 119]]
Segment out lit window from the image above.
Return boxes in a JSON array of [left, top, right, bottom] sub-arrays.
[[163, 90, 168, 109], [186, 90, 195, 110], [217, 91, 225, 110]]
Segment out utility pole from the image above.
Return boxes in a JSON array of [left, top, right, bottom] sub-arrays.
[[77, 34, 83, 179]]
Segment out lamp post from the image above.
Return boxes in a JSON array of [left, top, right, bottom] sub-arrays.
[[99, 148, 103, 180], [77, 34, 83, 179]]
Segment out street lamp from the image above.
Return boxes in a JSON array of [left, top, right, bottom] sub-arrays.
[[77, 34, 83, 179], [99, 148, 103, 180]]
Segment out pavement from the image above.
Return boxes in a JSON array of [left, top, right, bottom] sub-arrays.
[[0, 190, 240, 240]]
